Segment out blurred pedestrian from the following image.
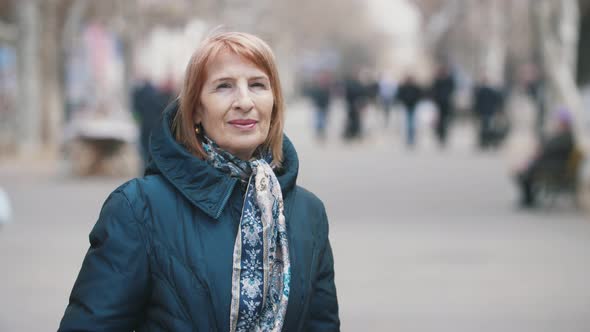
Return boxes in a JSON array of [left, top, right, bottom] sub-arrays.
[[473, 77, 504, 149], [430, 64, 455, 147], [514, 109, 577, 208], [343, 72, 366, 140], [59, 31, 339, 332], [378, 72, 397, 127], [307, 71, 332, 141], [396, 74, 423, 147], [132, 77, 165, 170]]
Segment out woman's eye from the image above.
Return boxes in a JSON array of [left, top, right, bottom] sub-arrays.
[[216, 83, 231, 89], [251, 82, 266, 89]]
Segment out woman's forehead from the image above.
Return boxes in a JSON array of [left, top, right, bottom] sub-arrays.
[[206, 50, 268, 80]]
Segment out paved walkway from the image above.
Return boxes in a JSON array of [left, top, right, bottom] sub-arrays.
[[1, 102, 589, 331]]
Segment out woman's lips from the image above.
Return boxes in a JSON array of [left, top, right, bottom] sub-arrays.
[[228, 119, 257, 130]]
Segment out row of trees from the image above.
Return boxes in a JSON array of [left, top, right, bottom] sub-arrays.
[[1, 0, 589, 157], [0, 0, 386, 158], [415, 0, 590, 149], [0, 0, 201, 156]]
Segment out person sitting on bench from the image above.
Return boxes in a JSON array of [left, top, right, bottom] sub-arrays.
[[515, 109, 576, 208]]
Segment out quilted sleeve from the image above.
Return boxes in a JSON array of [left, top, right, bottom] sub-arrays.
[[58, 190, 150, 331], [305, 206, 340, 331]]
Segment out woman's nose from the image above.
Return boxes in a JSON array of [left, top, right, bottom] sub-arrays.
[[233, 84, 254, 112]]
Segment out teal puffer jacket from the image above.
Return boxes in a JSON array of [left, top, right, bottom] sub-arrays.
[[58, 104, 340, 331]]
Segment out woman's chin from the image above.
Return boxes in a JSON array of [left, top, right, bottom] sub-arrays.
[[220, 137, 265, 159]]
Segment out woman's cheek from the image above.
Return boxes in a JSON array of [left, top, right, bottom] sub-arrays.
[[261, 94, 274, 114]]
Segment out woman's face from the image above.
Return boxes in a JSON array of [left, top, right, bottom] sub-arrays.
[[196, 51, 274, 160]]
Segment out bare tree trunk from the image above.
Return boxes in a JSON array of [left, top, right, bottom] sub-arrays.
[[0, 19, 18, 155], [423, 0, 461, 60], [40, 0, 63, 157], [420, 0, 507, 85], [482, 0, 507, 86], [534, 0, 587, 150], [113, 0, 140, 112], [62, 0, 88, 55], [15, 0, 42, 156], [61, 0, 89, 121]]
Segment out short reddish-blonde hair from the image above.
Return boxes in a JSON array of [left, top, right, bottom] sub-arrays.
[[173, 31, 285, 165]]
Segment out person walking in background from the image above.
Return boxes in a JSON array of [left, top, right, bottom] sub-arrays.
[[131, 77, 166, 170], [473, 76, 504, 149], [430, 64, 455, 147], [343, 71, 367, 141], [396, 74, 423, 147], [307, 71, 332, 141], [378, 72, 397, 128], [59, 31, 339, 332]]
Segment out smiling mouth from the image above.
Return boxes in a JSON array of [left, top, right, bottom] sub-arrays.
[[228, 119, 257, 130]]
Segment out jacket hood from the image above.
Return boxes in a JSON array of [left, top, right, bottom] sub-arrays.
[[146, 100, 299, 219]]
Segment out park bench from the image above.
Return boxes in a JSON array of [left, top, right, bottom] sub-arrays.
[[63, 108, 139, 176]]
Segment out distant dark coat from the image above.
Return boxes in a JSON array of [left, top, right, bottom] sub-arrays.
[[132, 81, 166, 164], [396, 81, 423, 112], [431, 75, 455, 116], [473, 85, 503, 118]]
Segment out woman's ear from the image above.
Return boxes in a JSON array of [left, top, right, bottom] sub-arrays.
[[192, 109, 202, 124]]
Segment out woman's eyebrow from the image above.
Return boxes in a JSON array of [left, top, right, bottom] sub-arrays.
[[210, 75, 268, 83], [211, 77, 233, 84]]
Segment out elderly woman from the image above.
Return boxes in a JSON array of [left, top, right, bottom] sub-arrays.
[[58, 32, 339, 331]]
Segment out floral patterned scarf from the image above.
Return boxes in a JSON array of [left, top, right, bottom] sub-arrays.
[[202, 137, 290, 332]]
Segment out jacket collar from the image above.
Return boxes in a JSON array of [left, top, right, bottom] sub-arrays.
[[146, 101, 299, 220]]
